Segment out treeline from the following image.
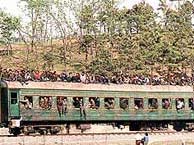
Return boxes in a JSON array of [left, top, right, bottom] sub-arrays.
[[0, 0, 194, 76]]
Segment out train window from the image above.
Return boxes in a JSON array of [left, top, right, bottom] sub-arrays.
[[89, 97, 100, 109], [57, 97, 68, 114], [120, 98, 129, 110], [104, 98, 115, 109], [11, 92, 17, 104], [39, 96, 52, 110], [24, 96, 33, 109], [176, 98, 185, 110], [189, 98, 194, 110], [72, 97, 83, 108], [162, 98, 171, 109], [134, 98, 143, 109], [148, 98, 158, 109]]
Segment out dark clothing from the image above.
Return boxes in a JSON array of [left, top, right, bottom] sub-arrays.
[[191, 101, 194, 110], [57, 99, 63, 117]]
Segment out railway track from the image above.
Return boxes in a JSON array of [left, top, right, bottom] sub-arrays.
[[0, 130, 194, 145], [0, 130, 193, 137]]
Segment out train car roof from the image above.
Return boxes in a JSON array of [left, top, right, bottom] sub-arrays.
[[5, 81, 193, 92], [0, 81, 8, 88]]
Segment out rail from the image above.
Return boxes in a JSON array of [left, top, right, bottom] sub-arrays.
[[0, 130, 193, 137], [0, 131, 194, 145]]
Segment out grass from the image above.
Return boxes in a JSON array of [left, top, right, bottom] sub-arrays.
[[0, 42, 87, 72]]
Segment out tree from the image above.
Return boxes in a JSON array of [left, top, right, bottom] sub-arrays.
[[20, 0, 48, 51], [0, 10, 20, 55], [159, 0, 194, 73], [125, 2, 158, 72], [89, 48, 114, 75]]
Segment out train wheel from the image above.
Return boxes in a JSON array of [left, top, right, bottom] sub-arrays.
[[50, 126, 61, 135], [187, 128, 193, 132], [130, 122, 141, 131], [39, 130, 48, 135], [50, 132, 57, 135], [185, 124, 193, 132], [24, 131, 29, 135], [173, 122, 185, 132], [12, 128, 21, 136], [50, 130, 57, 135], [44, 130, 48, 135], [23, 126, 30, 135]]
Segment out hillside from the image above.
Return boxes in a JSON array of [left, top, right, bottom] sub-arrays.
[[1, 0, 194, 77]]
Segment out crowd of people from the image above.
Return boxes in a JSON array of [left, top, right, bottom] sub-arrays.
[[0, 67, 194, 86]]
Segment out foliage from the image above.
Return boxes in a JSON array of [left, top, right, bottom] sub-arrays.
[[1, 0, 194, 75], [89, 48, 114, 75], [0, 10, 20, 47]]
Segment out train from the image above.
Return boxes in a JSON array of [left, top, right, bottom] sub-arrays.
[[0, 80, 194, 135]]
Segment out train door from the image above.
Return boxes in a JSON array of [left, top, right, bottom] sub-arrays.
[[9, 91, 20, 117], [0, 81, 8, 125]]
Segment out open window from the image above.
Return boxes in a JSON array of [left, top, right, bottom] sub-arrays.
[[104, 97, 115, 109], [24, 96, 33, 109], [162, 98, 171, 109], [72, 97, 83, 108], [176, 98, 185, 110], [134, 98, 143, 110], [39, 96, 52, 110], [189, 98, 194, 110], [57, 96, 68, 113], [120, 98, 129, 110], [148, 98, 158, 109], [89, 97, 100, 109], [57, 97, 67, 105]]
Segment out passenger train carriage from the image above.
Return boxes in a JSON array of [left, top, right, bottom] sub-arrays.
[[0, 81, 194, 135]]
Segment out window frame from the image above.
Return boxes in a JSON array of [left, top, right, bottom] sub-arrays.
[[10, 92, 18, 105], [162, 98, 172, 110], [72, 97, 83, 108], [148, 98, 158, 109], [104, 97, 115, 109], [39, 96, 53, 110], [119, 98, 129, 110], [88, 97, 100, 109], [175, 98, 185, 110], [134, 98, 144, 110]]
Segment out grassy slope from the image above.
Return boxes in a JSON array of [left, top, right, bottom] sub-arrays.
[[0, 41, 89, 72], [0, 42, 191, 75]]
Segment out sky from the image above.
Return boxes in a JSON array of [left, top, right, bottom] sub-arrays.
[[0, 0, 183, 17], [0, 0, 21, 16]]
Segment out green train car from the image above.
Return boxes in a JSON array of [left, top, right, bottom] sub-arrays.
[[1, 81, 194, 135]]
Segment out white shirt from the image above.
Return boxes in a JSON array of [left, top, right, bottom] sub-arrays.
[[177, 101, 184, 109], [80, 74, 86, 83]]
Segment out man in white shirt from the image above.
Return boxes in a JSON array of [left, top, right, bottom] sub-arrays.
[[80, 72, 86, 83], [177, 99, 184, 110]]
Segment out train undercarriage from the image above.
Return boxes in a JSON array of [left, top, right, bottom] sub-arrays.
[[8, 120, 194, 136], [130, 121, 194, 132]]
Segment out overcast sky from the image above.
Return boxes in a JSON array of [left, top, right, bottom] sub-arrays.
[[0, 0, 182, 17]]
